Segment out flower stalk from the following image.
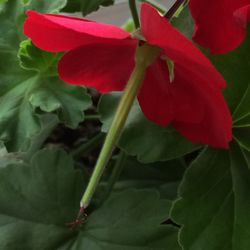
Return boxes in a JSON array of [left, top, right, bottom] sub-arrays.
[[71, 133, 104, 158], [129, 0, 140, 28], [79, 44, 160, 210], [165, 0, 186, 19]]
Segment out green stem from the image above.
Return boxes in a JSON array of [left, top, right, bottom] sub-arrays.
[[84, 114, 101, 121], [80, 45, 160, 208], [129, 0, 140, 28], [71, 133, 105, 158], [165, 0, 186, 19]]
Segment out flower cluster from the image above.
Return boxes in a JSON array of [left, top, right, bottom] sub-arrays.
[[24, 3, 232, 148]]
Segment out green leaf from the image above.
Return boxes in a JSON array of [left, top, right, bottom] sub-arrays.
[[210, 35, 250, 114], [18, 39, 61, 75], [63, 0, 115, 16], [0, 148, 84, 249], [18, 41, 91, 130], [0, 0, 62, 79], [170, 7, 250, 250], [112, 156, 186, 201], [0, 74, 91, 151], [25, 114, 59, 158], [61, 0, 82, 13], [23, 0, 67, 13], [0, 142, 24, 168], [99, 92, 200, 163], [30, 78, 91, 128], [233, 83, 250, 128], [233, 127, 250, 151], [0, 0, 66, 55], [21, 0, 29, 5], [171, 144, 250, 250], [0, 1, 26, 95], [0, 1, 92, 152], [171, 5, 194, 39], [96, 155, 186, 215], [0, 148, 180, 250], [0, 0, 7, 8], [81, 0, 114, 15], [84, 190, 180, 250]]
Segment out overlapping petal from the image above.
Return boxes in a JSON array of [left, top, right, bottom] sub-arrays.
[[138, 58, 204, 126], [138, 57, 232, 148], [58, 43, 136, 93], [189, 0, 250, 54], [24, 10, 133, 52], [172, 66, 232, 148], [140, 3, 226, 90], [139, 3, 232, 147]]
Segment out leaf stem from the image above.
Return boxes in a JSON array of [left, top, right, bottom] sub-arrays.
[[84, 114, 101, 121], [80, 44, 161, 209], [104, 150, 127, 199], [129, 0, 140, 28], [71, 133, 105, 158]]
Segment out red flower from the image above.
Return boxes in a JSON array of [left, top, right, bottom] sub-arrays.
[[24, 3, 232, 148], [189, 0, 250, 54]]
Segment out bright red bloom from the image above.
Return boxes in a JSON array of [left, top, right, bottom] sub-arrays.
[[189, 0, 250, 54], [24, 3, 232, 148]]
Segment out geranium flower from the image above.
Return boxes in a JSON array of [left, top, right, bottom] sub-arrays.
[[24, 3, 232, 148], [189, 0, 250, 54]]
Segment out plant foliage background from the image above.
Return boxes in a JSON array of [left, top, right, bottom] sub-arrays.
[[0, 0, 249, 249]]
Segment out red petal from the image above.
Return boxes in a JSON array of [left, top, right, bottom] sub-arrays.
[[138, 59, 232, 148], [172, 65, 232, 148], [138, 58, 204, 126], [234, 4, 250, 27], [140, 3, 226, 90], [58, 43, 136, 93], [139, 3, 232, 147], [189, 0, 250, 54], [24, 10, 132, 52]]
